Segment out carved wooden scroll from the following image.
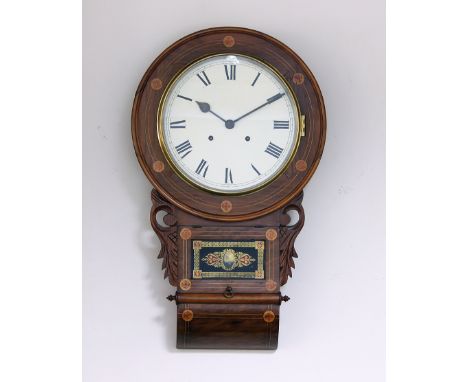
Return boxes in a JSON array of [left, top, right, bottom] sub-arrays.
[[150, 189, 178, 286], [279, 192, 305, 285]]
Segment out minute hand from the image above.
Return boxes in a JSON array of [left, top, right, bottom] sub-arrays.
[[233, 93, 285, 123]]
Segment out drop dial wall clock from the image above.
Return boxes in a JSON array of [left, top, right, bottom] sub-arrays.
[[132, 27, 326, 349]]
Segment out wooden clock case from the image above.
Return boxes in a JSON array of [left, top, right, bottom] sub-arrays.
[[131, 27, 326, 349]]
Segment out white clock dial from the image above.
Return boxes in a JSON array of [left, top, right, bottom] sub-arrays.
[[159, 54, 300, 194]]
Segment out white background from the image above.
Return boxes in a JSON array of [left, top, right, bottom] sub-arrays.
[[83, 0, 385, 381], [1, 1, 467, 382]]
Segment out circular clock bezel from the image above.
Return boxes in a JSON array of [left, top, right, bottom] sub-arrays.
[[132, 27, 326, 222], [157, 53, 302, 195]]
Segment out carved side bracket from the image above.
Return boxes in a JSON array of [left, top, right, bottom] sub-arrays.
[[150, 188, 305, 287], [150, 189, 178, 286], [279, 192, 305, 286]]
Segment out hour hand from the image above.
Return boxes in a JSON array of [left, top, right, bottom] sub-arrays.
[[196, 101, 211, 113], [195, 101, 226, 123]]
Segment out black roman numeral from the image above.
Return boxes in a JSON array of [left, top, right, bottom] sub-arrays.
[[265, 142, 283, 159], [195, 159, 208, 177], [251, 164, 261, 176], [177, 95, 192, 101], [196, 71, 211, 86], [175, 140, 192, 158], [170, 120, 186, 128], [273, 120, 289, 129], [251, 72, 261, 86], [225, 168, 233, 183], [224, 65, 236, 80]]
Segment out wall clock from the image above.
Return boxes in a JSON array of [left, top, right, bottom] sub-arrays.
[[131, 27, 326, 349]]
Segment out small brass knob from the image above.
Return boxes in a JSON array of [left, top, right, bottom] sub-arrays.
[[223, 285, 234, 298]]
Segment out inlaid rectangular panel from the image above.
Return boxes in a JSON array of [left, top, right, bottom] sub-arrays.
[[192, 240, 265, 280], [177, 226, 279, 293]]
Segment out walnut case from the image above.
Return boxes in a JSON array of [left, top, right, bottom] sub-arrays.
[[132, 27, 326, 349]]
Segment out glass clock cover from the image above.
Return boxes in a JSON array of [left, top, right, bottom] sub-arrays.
[[159, 54, 300, 194]]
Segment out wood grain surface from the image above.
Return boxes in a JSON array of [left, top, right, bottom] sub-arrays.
[[134, 27, 325, 350]]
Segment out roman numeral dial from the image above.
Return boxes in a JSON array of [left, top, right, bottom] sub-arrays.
[[251, 164, 261, 176], [175, 140, 192, 158], [170, 120, 186, 128], [195, 159, 209, 177], [274, 120, 289, 129], [251, 72, 261, 86], [265, 142, 284, 159], [196, 71, 211, 86], [161, 54, 299, 193], [224, 65, 236, 80], [225, 168, 233, 183]]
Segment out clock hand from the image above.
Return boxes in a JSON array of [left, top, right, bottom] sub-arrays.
[[233, 92, 285, 123], [196, 101, 226, 123]]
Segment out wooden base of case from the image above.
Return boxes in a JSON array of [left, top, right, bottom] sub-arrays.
[[176, 302, 280, 350], [152, 189, 304, 350]]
